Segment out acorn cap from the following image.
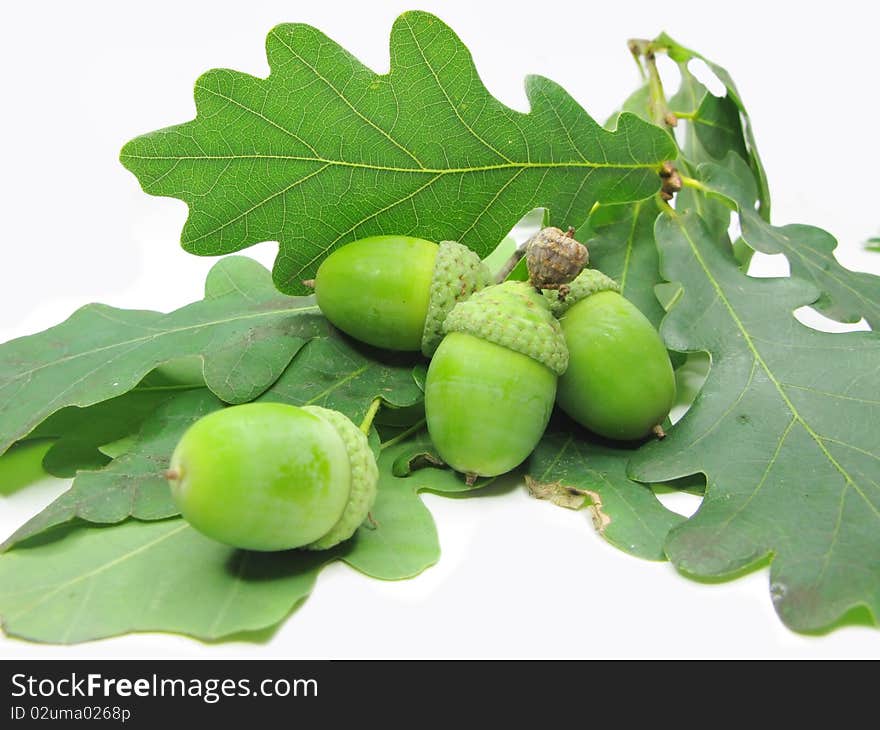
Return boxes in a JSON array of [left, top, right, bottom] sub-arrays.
[[421, 241, 492, 357], [545, 269, 621, 317], [443, 281, 569, 375], [302, 405, 378, 550]]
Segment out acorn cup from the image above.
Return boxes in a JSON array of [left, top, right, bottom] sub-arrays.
[[545, 270, 676, 441], [424, 281, 569, 481], [314, 235, 492, 356]]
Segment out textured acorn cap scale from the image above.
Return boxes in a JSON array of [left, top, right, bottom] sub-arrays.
[[421, 241, 492, 357], [302, 405, 378, 550], [442, 281, 569, 375], [544, 269, 621, 317]]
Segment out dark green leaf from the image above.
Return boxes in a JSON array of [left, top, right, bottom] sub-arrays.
[[0, 257, 323, 456], [699, 154, 880, 329], [1, 390, 222, 551], [688, 92, 747, 164], [391, 448, 443, 478], [526, 417, 686, 561], [666, 63, 741, 240], [582, 198, 665, 327], [630, 211, 880, 632], [257, 328, 424, 423], [29, 388, 190, 478], [667, 62, 706, 119], [655, 33, 771, 218], [0, 519, 325, 644], [338, 434, 473, 579], [120, 11, 676, 294]]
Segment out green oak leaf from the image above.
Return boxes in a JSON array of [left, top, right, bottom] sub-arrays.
[[337, 434, 474, 578], [257, 328, 424, 422], [27, 388, 192, 478], [666, 63, 744, 247], [589, 63, 748, 333], [684, 89, 747, 164], [629, 211, 880, 632], [698, 154, 880, 329], [1, 326, 425, 549], [0, 441, 55, 498], [867, 236, 880, 253], [667, 62, 706, 121], [580, 198, 665, 328], [0, 256, 323, 456], [526, 417, 686, 561], [0, 519, 326, 644], [656, 32, 770, 218], [0, 434, 472, 643], [0, 390, 223, 551], [120, 11, 676, 294]]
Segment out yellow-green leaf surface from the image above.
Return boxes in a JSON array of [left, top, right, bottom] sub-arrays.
[[120, 11, 676, 294], [0, 257, 324, 456], [0, 437, 470, 644], [630, 211, 880, 632]]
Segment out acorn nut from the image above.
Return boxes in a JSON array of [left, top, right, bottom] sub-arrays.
[[547, 270, 676, 441], [314, 235, 491, 356]]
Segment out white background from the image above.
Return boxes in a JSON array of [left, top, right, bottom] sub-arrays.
[[1, 0, 878, 658]]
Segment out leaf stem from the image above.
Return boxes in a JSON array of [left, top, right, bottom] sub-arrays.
[[379, 418, 427, 451], [628, 39, 676, 129], [627, 39, 648, 81], [679, 175, 711, 194], [679, 176, 738, 212], [359, 398, 382, 435], [656, 194, 677, 217], [645, 55, 676, 128]]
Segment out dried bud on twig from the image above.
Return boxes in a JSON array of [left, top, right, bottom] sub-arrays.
[[525, 227, 589, 294], [659, 161, 683, 201]]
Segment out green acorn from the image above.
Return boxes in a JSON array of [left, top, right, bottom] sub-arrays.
[[314, 235, 491, 356], [547, 269, 676, 441], [425, 281, 568, 480], [167, 403, 377, 552]]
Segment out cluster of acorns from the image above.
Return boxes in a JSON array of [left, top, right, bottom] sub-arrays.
[[166, 230, 675, 552]]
